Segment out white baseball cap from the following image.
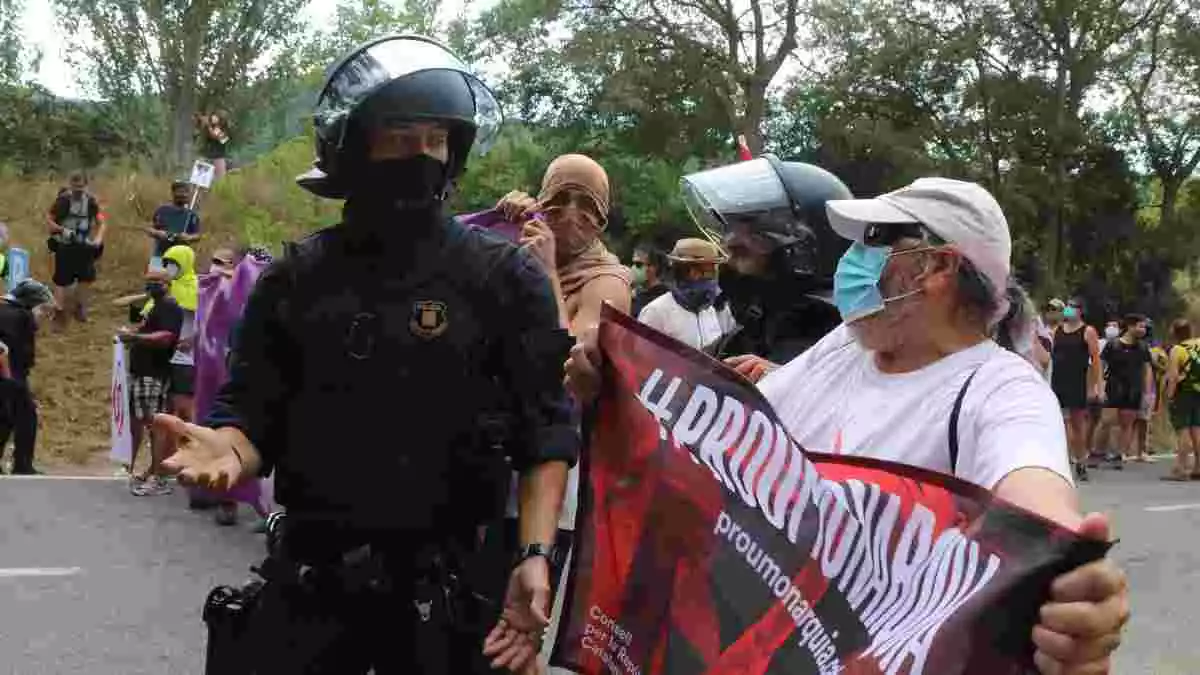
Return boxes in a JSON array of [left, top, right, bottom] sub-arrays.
[[825, 177, 1012, 323]]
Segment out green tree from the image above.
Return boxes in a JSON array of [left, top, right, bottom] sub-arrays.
[[55, 0, 307, 168], [1115, 0, 1200, 233], [0, 0, 23, 85], [1001, 0, 1167, 278], [477, 0, 802, 157]]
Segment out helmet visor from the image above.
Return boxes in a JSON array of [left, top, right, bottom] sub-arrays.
[[681, 158, 791, 245], [314, 35, 502, 155]]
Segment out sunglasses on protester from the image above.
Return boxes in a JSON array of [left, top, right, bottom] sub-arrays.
[[212, 257, 234, 267], [862, 222, 945, 248]]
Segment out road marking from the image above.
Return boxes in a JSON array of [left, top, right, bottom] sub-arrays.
[[0, 475, 124, 481], [0, 567, 83, 578], [1144, 503, 1200, 513]]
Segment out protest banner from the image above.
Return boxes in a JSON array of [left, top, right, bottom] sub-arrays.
[[191, 255, 271, 508], [110, 339, 133, 465], [550, 306, 1111, 675], [5, 247, 29, 289]]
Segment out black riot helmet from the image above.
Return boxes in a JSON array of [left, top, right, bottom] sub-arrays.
[[681, 155, 852, 286], [297, 35, 502, 200]]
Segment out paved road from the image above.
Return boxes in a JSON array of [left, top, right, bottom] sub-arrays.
[[1078, 459, 1200, 675], [0, 477, 261, 675], [1, 464, 1199, 674]]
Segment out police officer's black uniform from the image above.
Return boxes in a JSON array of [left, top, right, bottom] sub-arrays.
[[680, 155, 853, 363], [202, 36, 578, 674], [0, 280, 51, 474]]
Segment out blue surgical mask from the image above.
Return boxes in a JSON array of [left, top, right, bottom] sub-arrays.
[[1063, 306, 1079, 320], [832, 242, 926, 323]]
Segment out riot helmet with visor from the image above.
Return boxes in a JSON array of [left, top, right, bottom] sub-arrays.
[[298, 35, 502, 203], [681, 156, 851, 287]]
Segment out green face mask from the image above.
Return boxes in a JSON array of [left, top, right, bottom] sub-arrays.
[[631, 265, 647, 288]]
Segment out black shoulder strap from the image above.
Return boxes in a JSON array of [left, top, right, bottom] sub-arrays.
[[949, 367, 982, 474]]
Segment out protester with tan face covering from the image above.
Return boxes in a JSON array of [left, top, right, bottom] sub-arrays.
[[498, 154, 632, 334]]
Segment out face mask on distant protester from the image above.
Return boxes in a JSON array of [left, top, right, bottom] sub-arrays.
[[1063, 306, 1079, 321], [1105, 325, 1120, 340], [164, 262, 181, 280], [145, 283, 167, 300], [631, 264, 647, 288], [832, 243, 927, 323]]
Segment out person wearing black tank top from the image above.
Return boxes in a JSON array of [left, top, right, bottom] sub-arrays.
[[1051, 298, 1102, 481]]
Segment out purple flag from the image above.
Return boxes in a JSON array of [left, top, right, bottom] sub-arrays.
[[192, 255, 270, 508], [458, 208, 531, 243]]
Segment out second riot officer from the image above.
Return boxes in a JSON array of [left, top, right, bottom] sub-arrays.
[[681, 155, 853, 380]]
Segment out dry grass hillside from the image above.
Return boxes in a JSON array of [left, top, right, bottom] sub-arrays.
[[0, 140, 338, 472]]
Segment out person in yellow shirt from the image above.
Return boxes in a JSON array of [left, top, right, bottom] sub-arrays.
[[1164, 319, 1200, 480]]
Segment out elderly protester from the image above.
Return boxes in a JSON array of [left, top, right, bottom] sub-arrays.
[[499, 153, 631, 334], [564, 177, 1128, 675]]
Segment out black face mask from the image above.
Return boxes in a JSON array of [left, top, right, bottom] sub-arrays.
[[718, 265, 768, 324], [354, 155, 449, 214], [145, 283, 167, 300]]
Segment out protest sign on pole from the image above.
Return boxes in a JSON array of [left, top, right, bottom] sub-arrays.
[[189, 160, 216, 190], [109, 339, 133, 465], [550, 306, 1110, 675], [188, 160, 215, 211]]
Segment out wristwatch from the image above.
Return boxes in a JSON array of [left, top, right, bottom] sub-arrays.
[[514, 543, 560, 569]]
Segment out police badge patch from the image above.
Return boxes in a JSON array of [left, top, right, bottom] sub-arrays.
[[409, 300, 448, 339]]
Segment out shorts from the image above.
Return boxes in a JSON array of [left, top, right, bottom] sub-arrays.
[[1105, 382, 1142, 411], [169, 364, 195, 396], [1170, 392, 1200, 430], [130, 376, 168, 420], [1052, 375, 1088, 411], [52, 243, 98, 286]]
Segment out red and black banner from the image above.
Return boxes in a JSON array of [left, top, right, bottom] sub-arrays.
[[550, 307, 1110, 675]]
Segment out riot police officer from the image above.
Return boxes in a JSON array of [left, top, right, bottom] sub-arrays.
[[680, 155, 852, 376], [156, 35, 576, 674]]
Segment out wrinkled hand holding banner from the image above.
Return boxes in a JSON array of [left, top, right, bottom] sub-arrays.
[[551, 306, 1110, 675]]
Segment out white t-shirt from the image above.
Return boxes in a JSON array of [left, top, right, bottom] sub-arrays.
[[170, 309, 196, 366], [757, 324, 1072, 490], [637, 293, 737, 351]]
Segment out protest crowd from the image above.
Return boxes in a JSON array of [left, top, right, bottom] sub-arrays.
[[3, 31, 1174, 675]]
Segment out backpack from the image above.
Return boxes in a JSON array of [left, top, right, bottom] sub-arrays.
[[1177, 342, 1200, 394]]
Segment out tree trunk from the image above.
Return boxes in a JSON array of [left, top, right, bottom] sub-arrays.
[[171, 91, 197, 169], [169, 4, 209, 169], [1049, 58, 1070, 282], [738, 81, 768, 155], [1160, 175, 1181, 232]]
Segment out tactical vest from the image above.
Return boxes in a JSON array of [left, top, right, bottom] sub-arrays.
[[271, 220, 521, 536]]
